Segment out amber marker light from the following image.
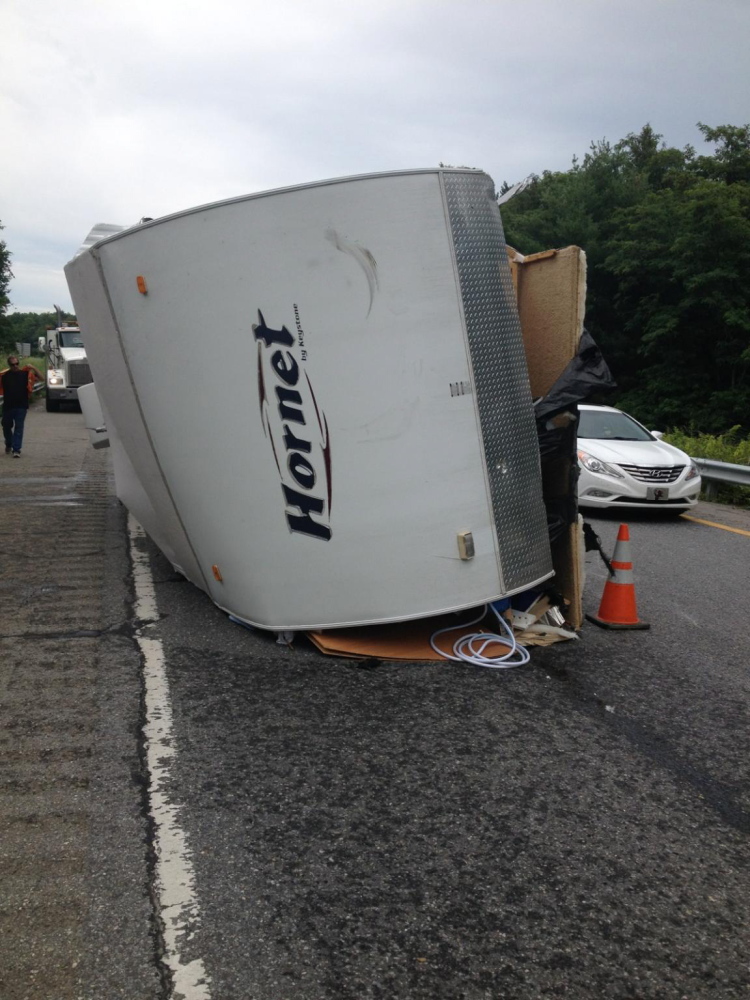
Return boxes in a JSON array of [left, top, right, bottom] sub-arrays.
[[212, 565, 223, 582], [136, 275, 148, 294]]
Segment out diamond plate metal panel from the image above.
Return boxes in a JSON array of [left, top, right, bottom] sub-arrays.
[[442, 171, 552, 592]]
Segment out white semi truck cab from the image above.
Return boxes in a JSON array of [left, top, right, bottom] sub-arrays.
[[44, 312, 93, 411]]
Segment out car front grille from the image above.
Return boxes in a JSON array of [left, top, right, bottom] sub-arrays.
[[67, 362, 93, 387], [618, 464, 684, 483]]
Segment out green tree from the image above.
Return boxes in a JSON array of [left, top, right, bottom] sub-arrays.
[[694, 123, 750, 185], [500, 123, 750, 433], [0, 220, 13, 352]]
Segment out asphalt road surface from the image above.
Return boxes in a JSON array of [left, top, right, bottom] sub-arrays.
[[1, 405, 749, 1000]]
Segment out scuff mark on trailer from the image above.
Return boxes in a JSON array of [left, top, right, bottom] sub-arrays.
[[325, 228, 379, 315], [358, 400, 419, 443]]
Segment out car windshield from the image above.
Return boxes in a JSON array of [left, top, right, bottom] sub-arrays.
[[59, 331, 84, 348], [578, 409, 653, 442]]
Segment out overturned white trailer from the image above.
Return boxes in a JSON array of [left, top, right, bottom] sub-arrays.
[[66, 169, 553, 631]]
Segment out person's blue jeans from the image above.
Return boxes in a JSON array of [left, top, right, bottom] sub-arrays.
[[2, 407, 27, 452]]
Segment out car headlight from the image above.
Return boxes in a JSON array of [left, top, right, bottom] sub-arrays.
[[578, 449, 624, 478], [685, 463, 700, 482], [47, 370, 64, 386]]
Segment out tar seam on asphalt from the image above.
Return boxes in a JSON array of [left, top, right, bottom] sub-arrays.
[[540, 657, 750, 835], [0, 618, 161, 640]]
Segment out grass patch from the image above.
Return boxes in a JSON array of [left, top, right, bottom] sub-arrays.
[[663, 426, 750, 465], [663, 426, 750, 508]]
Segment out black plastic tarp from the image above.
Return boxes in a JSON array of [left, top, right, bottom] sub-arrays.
[[534, 328, 616, 425], [534, 329, 616, 540]]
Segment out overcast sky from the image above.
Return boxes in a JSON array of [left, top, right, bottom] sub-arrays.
[[2, 0, 748, 312]]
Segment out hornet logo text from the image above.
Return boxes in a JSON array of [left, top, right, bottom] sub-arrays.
[[253, 309, 332, 541]]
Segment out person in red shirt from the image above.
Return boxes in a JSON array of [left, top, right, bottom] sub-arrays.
[[1, 355, 44, 457]]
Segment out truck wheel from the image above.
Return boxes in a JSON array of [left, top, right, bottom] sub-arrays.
[[46, 396, 61, 412]]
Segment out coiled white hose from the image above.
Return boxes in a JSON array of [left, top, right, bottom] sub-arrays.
[[429, 603, 531, 669]]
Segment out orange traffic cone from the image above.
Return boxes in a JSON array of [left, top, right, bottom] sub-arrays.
[[586, 524, 650, 630]]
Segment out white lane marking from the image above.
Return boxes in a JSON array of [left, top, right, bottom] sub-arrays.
[[128, 515, 212, 1000]]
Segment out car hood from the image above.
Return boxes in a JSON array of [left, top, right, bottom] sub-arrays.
[[60, 347, 87, 363], [579, 438, 691, 467]]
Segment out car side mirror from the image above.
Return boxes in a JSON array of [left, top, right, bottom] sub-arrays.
[[651, 430, 664, 440]]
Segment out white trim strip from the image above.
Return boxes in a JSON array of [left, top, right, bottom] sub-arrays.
[[128, 515, 212, 1000]]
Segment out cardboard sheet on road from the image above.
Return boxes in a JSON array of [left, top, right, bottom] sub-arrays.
[[306, 611, 574, 661], [306, 614, 508, 662]]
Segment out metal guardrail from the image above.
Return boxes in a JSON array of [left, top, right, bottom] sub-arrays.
[[691, 457, 750, 498]]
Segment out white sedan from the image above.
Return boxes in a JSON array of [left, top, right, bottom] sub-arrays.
[[577, 404, 701, 512]]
